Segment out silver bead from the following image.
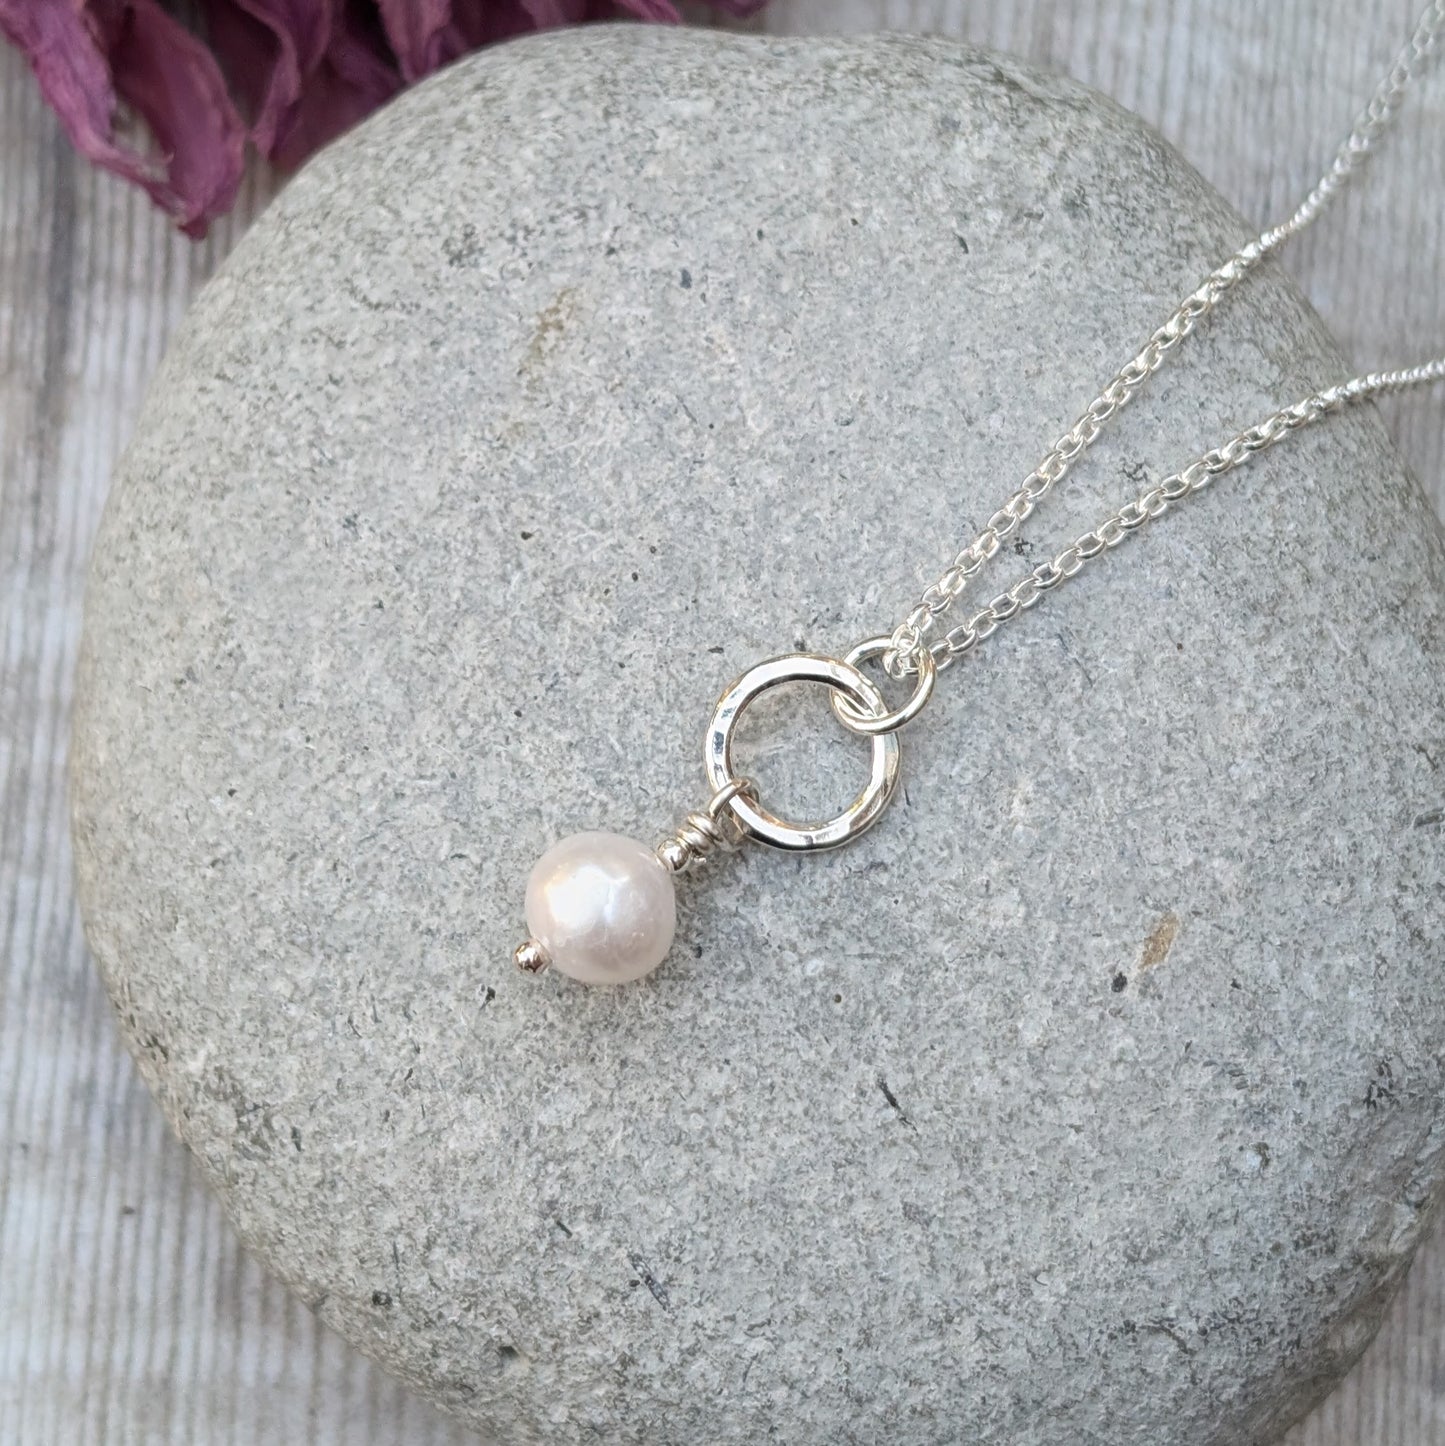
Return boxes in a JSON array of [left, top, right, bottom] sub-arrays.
[[655, 838, 691, 874], [513, 939, 551, 975]]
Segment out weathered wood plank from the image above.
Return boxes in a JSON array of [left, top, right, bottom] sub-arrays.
[[1, 3, 1441, 1440]]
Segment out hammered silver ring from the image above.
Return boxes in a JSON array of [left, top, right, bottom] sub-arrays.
[[704, 653, 902, 852]]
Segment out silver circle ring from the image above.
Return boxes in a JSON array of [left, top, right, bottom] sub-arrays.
[[829, 636, 937, 736], [704, 653, 902, 852]]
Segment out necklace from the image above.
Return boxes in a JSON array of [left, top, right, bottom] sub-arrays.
[[513, 2, 1445, 986]]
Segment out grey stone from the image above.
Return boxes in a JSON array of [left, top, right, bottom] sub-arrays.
[[70, 24, 1445, 1446]]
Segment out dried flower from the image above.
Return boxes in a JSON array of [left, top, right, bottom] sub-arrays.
[[2, 0, 766, 235]]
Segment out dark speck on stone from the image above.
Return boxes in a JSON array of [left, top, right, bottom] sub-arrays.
[[1112, 972, 1128, 993], [372, 1290, 392, 1308], [680, 268, 693, 289], [520, 530, 534, 540]]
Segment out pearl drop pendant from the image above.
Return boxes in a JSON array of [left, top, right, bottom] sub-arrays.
[[513, 650, 909, 985], [516, 832, 677, 985]]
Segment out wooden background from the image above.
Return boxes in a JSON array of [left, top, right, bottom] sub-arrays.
[[2, 1, 1442, 1441]]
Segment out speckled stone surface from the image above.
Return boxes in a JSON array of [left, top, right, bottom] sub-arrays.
[[70, 24, 1445, 1446]]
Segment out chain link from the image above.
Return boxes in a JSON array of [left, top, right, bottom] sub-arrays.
[[882, 0, 1445, 680]]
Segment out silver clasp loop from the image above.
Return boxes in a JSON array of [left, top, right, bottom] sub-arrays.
[[704, 653, 902, 853], [830, 636, 937, 736]]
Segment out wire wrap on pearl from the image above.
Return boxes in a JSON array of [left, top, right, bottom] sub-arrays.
[[655, 779, 756, 874]]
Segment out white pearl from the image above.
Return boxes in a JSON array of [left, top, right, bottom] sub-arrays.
[[524, 832, 676, 985]]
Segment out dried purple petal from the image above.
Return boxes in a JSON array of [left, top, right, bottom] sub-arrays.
[[372, 0, 455, 81], [200, 0, 401, 165], [267, 2, 400, 170], [2, 0, 247, 234], [197, 0, 330, 156]]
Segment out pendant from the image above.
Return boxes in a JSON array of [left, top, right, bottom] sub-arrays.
[[512, 644, 934, 984]]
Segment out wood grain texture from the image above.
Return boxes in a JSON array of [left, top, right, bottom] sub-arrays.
[[1, 2, 1441, 1441]]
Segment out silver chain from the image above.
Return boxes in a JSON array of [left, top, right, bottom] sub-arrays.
[[881, 0, 1445, 682], [925, 359, 1445, 662]]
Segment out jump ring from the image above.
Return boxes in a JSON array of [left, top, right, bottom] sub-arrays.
[[706, 777, 756, 850], [706, 778, 755, 818], [830, 636, 937, 736]]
